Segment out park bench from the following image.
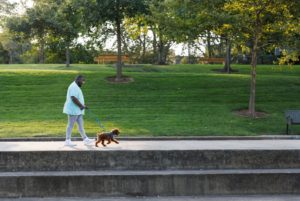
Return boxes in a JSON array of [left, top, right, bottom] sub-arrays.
[[94, 54, 130, 64], [285, 110, 300, 134], [199, 57, 225, 64]]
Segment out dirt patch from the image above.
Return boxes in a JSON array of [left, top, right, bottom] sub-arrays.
[[105, 76, 134, 84], [233, 109, 268, 118]]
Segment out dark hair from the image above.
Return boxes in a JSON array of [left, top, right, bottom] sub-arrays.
[[75, 75, 84, 81]]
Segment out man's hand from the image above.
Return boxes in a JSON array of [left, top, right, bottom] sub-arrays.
[[80, 105, 88, 110]]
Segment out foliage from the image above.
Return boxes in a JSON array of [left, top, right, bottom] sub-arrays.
[[82, 0, 149, 78], [0, 43, 9, 63], [1, 0, 299, 67], [5, 1, 58, 63], [0, 0, 15, 22], [19, 46, 39, 64], [144, 0, 175, 64], [277, 1, 300, 65], [0, 29, 32, 64], [48, 0, 84, 66], [221, 0, 300, 117], [122, 15, 154, 63]]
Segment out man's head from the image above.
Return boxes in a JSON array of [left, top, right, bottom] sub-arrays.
[[75, 75, 85, 87]]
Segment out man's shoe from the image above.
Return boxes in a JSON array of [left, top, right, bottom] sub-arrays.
[[83, 138, 93, 145], [64, 140, 77, 147]]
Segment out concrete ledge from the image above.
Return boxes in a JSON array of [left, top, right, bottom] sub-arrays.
[[1, 149, 300, 171], [1, 169, 300, 197], [0, 135, 299, 141], [0, 139, 300, 197], [1, 195, 300, 201]]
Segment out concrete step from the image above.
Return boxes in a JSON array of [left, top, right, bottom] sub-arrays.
[[1, 149, 300, 171], [1, 195, 300, 201], [1, 169, 300, 197]]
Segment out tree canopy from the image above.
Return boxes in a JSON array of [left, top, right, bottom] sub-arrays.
[[1, 0, 299, 68]]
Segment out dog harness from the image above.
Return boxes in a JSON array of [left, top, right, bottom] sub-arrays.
[[105, 132, 117, 138]]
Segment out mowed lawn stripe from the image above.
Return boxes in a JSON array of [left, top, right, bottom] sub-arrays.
[[0, 64, 300, 137]]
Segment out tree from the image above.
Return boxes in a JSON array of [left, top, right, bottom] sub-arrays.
[[166, 0, 217, 56], [224, 0, 300, 117], [123, 15, 151, 63], [0, 0, 15, 20], [7, 0, 85, 66], [0, 30, 18, 64], [83, 0, 148, 81], [6, 1, 56, 64], [163, 0, 235, 69], [143, 0, 181, 65], [50, 0, 83, 67], [0, 42, 9, 63], [276, 1, 300, 65]]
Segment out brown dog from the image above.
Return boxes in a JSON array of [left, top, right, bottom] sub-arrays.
[[95, 128, 120, 147]]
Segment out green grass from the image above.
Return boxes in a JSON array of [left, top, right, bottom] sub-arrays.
[[0, 63, 300, 138]]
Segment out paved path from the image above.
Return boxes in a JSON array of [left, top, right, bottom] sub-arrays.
[[1, 195, 300, 201], [0, 139, 300, 151]]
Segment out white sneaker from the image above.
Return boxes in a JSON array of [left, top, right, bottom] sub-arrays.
[[64, 139, 77, 147], [83, 138, 93, 145]]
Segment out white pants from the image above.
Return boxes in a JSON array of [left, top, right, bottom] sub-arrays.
[[66, 115, 88, 140]]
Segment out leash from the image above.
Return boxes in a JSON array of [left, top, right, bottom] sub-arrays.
[[86, 109, 106, 132]]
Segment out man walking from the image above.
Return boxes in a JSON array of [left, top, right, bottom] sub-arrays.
[[63, 75, 93, 146]]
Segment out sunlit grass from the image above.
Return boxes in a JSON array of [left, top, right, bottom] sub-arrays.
[[0, 64, 300, 137]]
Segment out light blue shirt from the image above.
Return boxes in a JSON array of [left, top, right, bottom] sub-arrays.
[[63, 81, 85, 115]]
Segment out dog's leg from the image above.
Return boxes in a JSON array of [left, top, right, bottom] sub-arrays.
[[101, 140, 106, 147], [111, 139, 119, 144], [107, 139, 111, 144], [95, 135, 100, 147], [95, 140, 100, 147]]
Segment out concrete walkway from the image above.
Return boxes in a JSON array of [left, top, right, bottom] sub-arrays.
[[0, 139, 300, 151], [1, 195, 300, 201]]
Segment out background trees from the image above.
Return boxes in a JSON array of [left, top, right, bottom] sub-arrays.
[[82, 0, 148, 80], [50, 0, 83, 67], [6, 1, 56, 64], [1, 0, 299, 70], [0, 0, 15, 21], [224, 0, 300, 117]]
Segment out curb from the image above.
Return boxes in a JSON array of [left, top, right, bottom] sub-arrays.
[[0, 135, 299, 141]]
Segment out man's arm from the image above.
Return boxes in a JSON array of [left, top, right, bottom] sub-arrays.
[[71, 96, 86, 110]]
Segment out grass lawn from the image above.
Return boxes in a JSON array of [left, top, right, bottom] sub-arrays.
[[0, 63, 300, 138]]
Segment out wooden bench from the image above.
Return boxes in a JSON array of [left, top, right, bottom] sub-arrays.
[[94, 55, 130, 64], [285, 110, 300, 134], [199, 57, 225, 64]]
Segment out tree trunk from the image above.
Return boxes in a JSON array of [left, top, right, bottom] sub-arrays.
[[142, 33, 146, 61], [165, 43, 171, 64], [157, 28, 168, 65], [158, 30, 164, 64], [66, 44, 70, 67], [248, 11, 262, 118], [223, 38, 232, 73], [39, 38, 45, 64], [8, 50, 13, 64], [115, 0, 122, 81], [150, 27, 157, 64], [207, 31, 212, 58], [187, 41, 191, 64], [248, 36, 258, 117], [158, 41, 169, 65]]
